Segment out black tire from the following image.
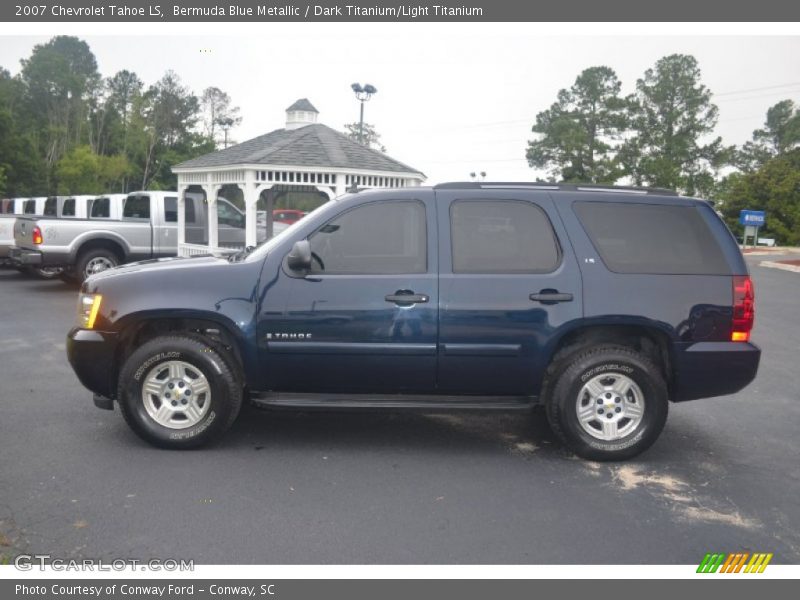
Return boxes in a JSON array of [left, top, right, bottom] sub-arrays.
[[545, 345, 668, 461], [30, 265, 64, 279], [117, 335, 243, 449], [76, 248, 119, 281]]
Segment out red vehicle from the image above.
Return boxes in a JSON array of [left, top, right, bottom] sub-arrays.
[[273, 209, 305, 224]]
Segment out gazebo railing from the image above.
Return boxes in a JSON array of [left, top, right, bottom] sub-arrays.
[[178, 243, 240, 258]]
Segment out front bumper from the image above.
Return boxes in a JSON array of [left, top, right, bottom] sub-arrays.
[[672, 341, 761, 401], [66, 327, 119, 402]]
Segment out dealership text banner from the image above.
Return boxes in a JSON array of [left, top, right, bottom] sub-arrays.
[[4, 0, 800, 21]]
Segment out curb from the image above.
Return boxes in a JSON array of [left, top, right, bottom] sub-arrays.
[[759, 261, 800, 273]]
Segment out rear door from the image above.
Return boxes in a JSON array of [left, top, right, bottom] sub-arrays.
[[435, 188, 583, 395]]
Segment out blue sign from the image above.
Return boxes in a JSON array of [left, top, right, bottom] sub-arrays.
[[739, 210, 765, 226]]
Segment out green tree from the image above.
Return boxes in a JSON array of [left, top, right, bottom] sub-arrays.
[[719, 148, 800, 245], [19, 36, 100, 175], [737, 100, 800, 172], [0, 67, 45, 196], [344, 122, 386, 152], [526, 66, 628, 183], [201, 86, 242, 148], [622, 54, 726, 196], [55, 145, 130, 194]]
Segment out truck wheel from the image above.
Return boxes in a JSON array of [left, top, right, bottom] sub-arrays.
[[77, 248, 119, 281], [31, 266, 65, 279], [545, 345, 668, 461], [117, 335, 243, 449]]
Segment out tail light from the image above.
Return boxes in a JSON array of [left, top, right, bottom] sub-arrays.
[[32, 226, 43, 245], [731, 275, 754, 342]]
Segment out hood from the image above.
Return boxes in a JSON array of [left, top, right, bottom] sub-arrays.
[[85, 255, 230, 285]]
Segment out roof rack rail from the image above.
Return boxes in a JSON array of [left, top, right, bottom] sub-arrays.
[[433, 182, 679, 196]]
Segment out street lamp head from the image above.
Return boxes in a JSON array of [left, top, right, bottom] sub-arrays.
[[363, 84, 377, 95], [351, 83, 363, 93]]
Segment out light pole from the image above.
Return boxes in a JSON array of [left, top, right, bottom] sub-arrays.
[[351, 83, 377, 145]]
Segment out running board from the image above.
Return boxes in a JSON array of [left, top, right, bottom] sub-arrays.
[[250, 392, 537, 411]]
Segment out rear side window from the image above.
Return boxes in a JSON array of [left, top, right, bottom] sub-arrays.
[[62, 199, 75, 216], [44, 198, 57, 216], [123, 196, 150, 219], [24, 200, 35, 214], [450, 200, 561, 273], [91, 198, 110, 218], [574, 201, 730, 275], [164, 197, 178, 223], [308, 200, 427, 274]]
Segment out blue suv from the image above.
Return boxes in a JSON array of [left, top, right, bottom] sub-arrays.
[[66, 183, 760, 460]]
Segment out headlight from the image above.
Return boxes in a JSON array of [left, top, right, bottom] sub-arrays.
[[78, 294, 103, 329]]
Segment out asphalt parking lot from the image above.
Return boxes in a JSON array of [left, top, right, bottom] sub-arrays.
[[0, 256, 798, 565]]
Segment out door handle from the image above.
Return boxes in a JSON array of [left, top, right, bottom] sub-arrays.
[[529, 290, 574, 304], [385, 291, 429, 305]]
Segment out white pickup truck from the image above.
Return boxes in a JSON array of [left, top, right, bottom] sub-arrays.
[[11, 191, 264, 282], [2, 196, 125, 277]]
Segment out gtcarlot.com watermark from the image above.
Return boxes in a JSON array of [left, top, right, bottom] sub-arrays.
[[13, 554, 194, 572]]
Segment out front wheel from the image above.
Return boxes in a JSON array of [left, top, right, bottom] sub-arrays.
[[117, 335, 243, 449], [545, 345, 668, 461]]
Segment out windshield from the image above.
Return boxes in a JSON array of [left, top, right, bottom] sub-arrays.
[[243, 199, 341, 262]]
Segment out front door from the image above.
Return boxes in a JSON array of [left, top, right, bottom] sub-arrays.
[[435, 189, 583, 396], [259, 192, 438, 394]]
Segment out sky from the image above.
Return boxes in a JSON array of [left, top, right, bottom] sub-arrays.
[[2, 24, 799, 184]]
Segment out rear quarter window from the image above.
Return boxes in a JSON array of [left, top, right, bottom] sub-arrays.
[[574, 201, 731, 275]]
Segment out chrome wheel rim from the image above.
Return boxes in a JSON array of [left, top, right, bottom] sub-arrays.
[[36, 266, 63, 277], [85, 256, 115, 277], [142, 360, 211, 429], [576, 373, 645, 441]]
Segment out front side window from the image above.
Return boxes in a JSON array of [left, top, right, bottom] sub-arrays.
[[62, 199, 76, 217], [308, 200, 427, 274], [123, 196, 150, 219], [450, 200, 560, 273]]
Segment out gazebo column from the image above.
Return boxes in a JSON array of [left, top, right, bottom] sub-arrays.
[[335, 173, 346, 197], [176, 183, 188, 249], [244, 171, 258, 248], [204, 183, 221, 250]]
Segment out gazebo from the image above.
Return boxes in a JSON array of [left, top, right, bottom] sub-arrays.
[[172, 99, 426, 256]]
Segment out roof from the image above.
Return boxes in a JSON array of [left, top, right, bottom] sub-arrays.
[[285, 98, 318, 113], [173, 123, 424, 176]]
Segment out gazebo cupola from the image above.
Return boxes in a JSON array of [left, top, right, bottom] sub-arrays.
[[172, 98, 426, 257], [285, 98, 319, 130]]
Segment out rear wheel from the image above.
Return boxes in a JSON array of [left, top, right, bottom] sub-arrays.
[[117, 335, 243, 449], [76, 248, 119, 281], [30, 265, 64, 279], [545, 345, 668, 461]]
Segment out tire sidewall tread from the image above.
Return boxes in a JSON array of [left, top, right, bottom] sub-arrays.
[[546, 345, 668, 461], [117, 334, 242, 449]]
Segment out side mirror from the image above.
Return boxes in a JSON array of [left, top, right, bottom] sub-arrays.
[[286, 240, 312, 272]]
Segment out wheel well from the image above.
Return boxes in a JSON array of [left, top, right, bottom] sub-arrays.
[[76, 239, 125, 263], [544, 325, 673, 395], [115, 318, 245, 390]]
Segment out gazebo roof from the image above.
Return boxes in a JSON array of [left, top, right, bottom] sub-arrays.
[[286, 98, 318, 113], [174, 123, 424, 176]]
